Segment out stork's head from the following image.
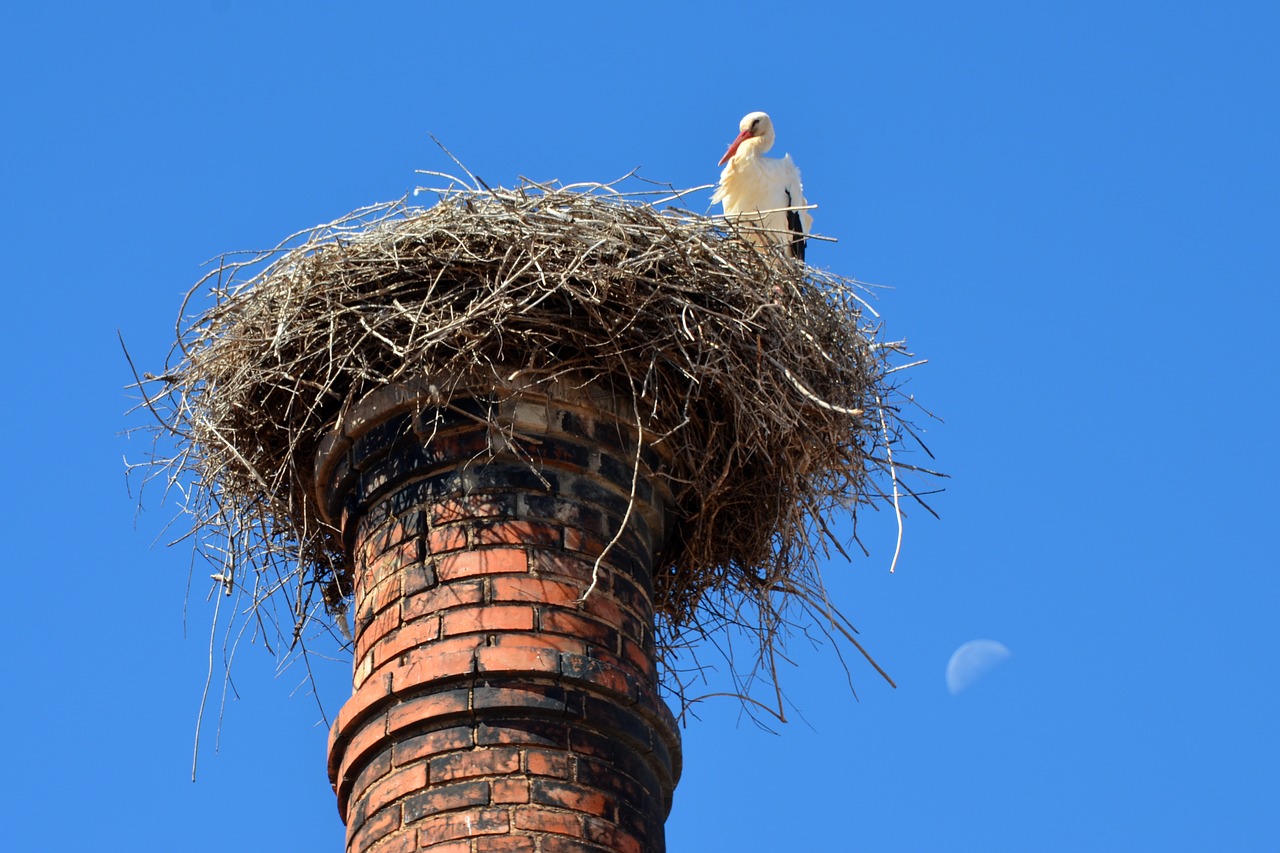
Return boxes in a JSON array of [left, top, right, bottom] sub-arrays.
[[718, 111, 776, 166]]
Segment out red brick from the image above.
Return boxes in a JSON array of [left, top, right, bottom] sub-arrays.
[[385, 688, 471, 736], [372, 538, 424, 575], [358, 603, 403, 657], [538, 838, 613, 853], [442, 604, 536, 637], [402, 563, 434, 596], [348, 747, 394, 818], [539, 611, 618, 650], [373, 616, 441, 668], [529, 549, 597, 584], [472, 683, 570, 717], [604, 571, 650, 614], [562, 526, 605, 559], [334, 672, 392, 748], [619, 637, 655, 679], [473, 519, 562, 548], [417, 841, 471, 853], [617, 610, 645, 646], [403, 779, 491, 822], [566, 728, 624, 763], [430, 747, 522, 782], [531, 779, 610, 818], [363, 824, 417, 850], [575, 757, 650, 807], [416, 807, 511, 843], [336, 713, 392, 804], [474, 836, 536, 852], [388, 638, 479, 691], [367, 516, 415, 558], [491, 778, 530, 804], [582, 816, 644, 853], [475, 719, 569, 749], [358, 538, 380, 574], [365, 538, 418, 585], [370, 575, 406, 620], [437, 548, 529, 581], [614, 607, 650, 648], [485, 631, 585, 658], [525, 748, 573, 779], [579, 590, 627, 628], [427, 524, 468, 554], [488, 575, 582, 606], [366, 828, 419, 853], [394, 725, 475, 765], [473, 644, 560, 678], [365, 760, 427, 816], [403, 580, 485, 621], [512, 806, 584, 837], [560, 652, 635, 700], [432, 494, 510, 525], [349, 804, 401, 853]]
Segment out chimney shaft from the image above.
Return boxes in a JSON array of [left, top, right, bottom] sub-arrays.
[[320, 385, 681, 853]]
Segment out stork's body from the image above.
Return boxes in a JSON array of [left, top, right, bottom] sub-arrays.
[[713, 111, 813, 261]]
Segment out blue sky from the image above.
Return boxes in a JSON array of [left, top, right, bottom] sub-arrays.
[[3, 2, 1277, 850]]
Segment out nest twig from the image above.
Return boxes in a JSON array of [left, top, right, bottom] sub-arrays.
[[130, 171, 941, 721]]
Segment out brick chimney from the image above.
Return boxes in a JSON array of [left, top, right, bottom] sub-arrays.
[[316, 379, 682, 853]]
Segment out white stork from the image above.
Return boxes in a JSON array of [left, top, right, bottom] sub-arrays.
[[712, 111, 814, 261]]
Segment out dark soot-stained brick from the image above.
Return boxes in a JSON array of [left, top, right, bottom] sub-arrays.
[[351, 412, 414, 469]]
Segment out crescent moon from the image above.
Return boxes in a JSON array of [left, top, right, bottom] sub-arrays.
[[946, 639, 1011, 695]]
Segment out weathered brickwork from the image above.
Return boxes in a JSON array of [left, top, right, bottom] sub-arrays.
[[319, 392, 681, 853]]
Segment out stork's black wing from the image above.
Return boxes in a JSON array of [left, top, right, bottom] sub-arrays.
[[785, 189, 807, 262]]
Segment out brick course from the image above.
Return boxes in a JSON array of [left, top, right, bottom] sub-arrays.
[[320, 390, 681, 853]]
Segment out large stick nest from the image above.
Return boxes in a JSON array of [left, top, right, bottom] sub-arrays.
[[135, 174, 937, 714]]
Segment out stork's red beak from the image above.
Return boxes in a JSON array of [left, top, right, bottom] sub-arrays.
[[718, 129, 754, 166]]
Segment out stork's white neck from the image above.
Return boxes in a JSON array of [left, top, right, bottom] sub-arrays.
[[738, 133, 775, 160]]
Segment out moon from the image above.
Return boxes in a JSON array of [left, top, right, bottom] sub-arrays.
[[946, 639, 1011, 695]]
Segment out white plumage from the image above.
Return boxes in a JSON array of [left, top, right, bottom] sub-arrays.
[[712, 111, 813, 261]]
